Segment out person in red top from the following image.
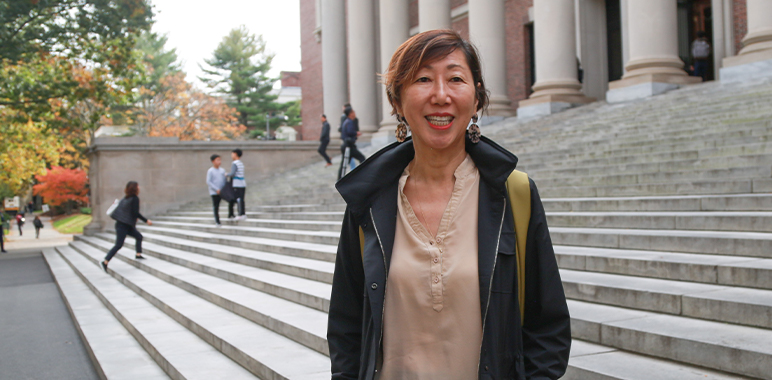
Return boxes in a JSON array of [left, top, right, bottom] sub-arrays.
[[15, 213, 24, 236]]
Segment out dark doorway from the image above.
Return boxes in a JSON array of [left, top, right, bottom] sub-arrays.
[[526, 23, 535, 95], [678, 0, 715, 81], [606, 0, 624, 82]]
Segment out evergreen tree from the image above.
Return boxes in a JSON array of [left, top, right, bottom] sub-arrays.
[[137, 31, 182, 93], [199, 26, 282, 131]]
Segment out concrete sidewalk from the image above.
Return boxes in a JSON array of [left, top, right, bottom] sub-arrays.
[[3, 216, 74, 252]]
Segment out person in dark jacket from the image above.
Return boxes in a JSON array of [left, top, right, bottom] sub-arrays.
[[319, 114, 333, 166], [101, 181, 153, 272], [33, 216, 43, 239], [337, 108, 366, 180], [328, 30, 570, 380]]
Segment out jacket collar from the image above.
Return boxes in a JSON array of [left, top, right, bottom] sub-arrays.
[[336, 135, 519, 213]]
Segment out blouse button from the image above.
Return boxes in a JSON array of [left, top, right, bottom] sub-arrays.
[[433, 258, 439, 263], [429, 241, 434, 245], [434, 277, 440, 283], [437, 237, 443, 244]]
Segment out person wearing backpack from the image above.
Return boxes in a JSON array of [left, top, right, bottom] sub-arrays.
[[691, 31, 711, 81], [33, 216, 43, 239], [328, 30, 570, 380], [101, 181, 152, 272]]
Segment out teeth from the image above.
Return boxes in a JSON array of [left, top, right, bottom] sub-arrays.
[[426, 116, 453, 126]]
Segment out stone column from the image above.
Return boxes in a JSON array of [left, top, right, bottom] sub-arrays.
[[518, 0, 593, 119], [606, 0, 698, 102], [721, 0, 772, 81], [321, 0, 348, 128], [468, 0, 515, 117], [419, 0, 451, 32], [371, 0, 410, 147], [347, 0, 379, 136]]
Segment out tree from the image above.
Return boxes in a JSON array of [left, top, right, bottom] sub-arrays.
[[199, 26, 283, 131], [0, 113, 62, 195], [136, 31, 182, 93], [33, 166, 89, 213], [133, 73, 246, 140]]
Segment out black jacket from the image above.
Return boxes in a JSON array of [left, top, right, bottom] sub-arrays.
[[111, 195, 147, 227], [321, 121, 331, 142], [329, 136, 571, 380]]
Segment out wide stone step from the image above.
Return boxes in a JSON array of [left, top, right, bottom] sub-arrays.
[[568, 300, 772, 379], [554, 245, 772, 290], [550, 227, 772, 258], [136, 225, 337, 262], [42, 249, 170, 380], [53, 246, 260, 380], [547, 211, 772, 232], [76, 236, 331, 311], [164, 211, 345, 222], [533, 165, 770, 188], [155, 216, 342, 231], [540, 178, 759, 197], [560, 269, 772, 329], [72, 238, 330, 356], [564, 341, 747, 380], [150, 221, 340, 245], [62, 243, 330, 379], [541, 193, 772, 212]]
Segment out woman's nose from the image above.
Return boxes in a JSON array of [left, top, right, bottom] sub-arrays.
[[431, 81, 450, 105]]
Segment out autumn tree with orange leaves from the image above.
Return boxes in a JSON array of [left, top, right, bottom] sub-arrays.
[[33, 166, 89, 213], [132, 72, 246, 140]]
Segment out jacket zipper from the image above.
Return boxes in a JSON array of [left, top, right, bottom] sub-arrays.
[[477, 198, 508, 374], [369, 208, 388, 378]]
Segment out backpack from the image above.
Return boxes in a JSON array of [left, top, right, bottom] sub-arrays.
[[692, 40, 710, 59], [358, 169, 531, 325]]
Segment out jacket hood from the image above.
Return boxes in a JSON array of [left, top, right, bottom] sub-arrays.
[[336, 135, 518, 214]]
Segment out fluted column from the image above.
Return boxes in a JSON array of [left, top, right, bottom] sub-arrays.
[[372, 0, 410, 147], [347, 0, 378, 136], [607, 0, 698, 101], [468, 0, 514, 116], [419, 0, 451, 32], [518, 0, 592, 118], [321, 0, 348, 128]]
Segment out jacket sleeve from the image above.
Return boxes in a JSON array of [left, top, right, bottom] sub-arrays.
[[521, 179, 571, 380], [328, 207, 365, 380], [133, 197, 147, 223]]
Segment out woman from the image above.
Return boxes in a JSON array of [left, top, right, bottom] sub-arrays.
[[33, 216, 43, 239], [101, 181, 152, 272], [328, 30, 570, 380]]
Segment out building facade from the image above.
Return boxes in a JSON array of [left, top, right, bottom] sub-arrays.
[[299, 0, 769, 144]]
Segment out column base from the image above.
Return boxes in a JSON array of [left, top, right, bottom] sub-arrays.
[[83, 221, 103, 236], [721, 50, 772, 83], [606, 74, 701, 103], [517, 94, 595, 120], [485, 95, 516, 117], [370, 120, 399, 149]]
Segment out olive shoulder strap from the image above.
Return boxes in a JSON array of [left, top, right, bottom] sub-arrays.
[[506, 169, 531, 325]]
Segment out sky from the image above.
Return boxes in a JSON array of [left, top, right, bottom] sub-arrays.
[[149, 0, 302, 89]]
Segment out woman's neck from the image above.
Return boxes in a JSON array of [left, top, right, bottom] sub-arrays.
[[409, 140, 467, 183]]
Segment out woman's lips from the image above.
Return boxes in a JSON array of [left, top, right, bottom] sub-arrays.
[[425, 115, 454, 130]]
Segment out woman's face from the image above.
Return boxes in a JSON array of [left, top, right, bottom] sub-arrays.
[[398, 49, 478, 152]]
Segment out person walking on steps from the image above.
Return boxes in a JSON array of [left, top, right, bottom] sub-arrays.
[[227, 149, 247, 221], [207, 154, 227, 227], [328, 30, 570, 380], [101, 181, 152, 272], [337, 108, 365, 180], [319, 114, 333, 167], [33, 215, 43, 239], [15, 213, 24, 236], [1, 212, 7, 253]]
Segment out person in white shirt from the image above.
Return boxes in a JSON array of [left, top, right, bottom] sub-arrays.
[[206, 154, 227, 226], [227, 149, 247, 220]]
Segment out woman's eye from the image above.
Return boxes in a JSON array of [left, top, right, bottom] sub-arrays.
[[451, 77, 463, 82], [416, 77, 430, 82]]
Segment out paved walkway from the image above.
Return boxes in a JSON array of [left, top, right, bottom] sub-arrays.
[[3, 216, 74, 252]]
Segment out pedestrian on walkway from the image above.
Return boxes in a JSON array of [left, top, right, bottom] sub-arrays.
[[101, 181, 152, 272], [207, 154, 227, 227], [33, 216, 43, 239], [15, 213, 24, 236], [329, 30, 570, 380], [337, 108, 365, 180], [1, 212, 7, 253], [227, 149, 247, 221], [319, 114, 333, 166]]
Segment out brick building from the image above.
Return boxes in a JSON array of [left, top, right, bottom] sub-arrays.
[[299, 0, 764, 144]]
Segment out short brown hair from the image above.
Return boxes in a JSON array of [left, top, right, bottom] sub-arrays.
[[382, 30, 489, 121], [124, 181, 139, 198]]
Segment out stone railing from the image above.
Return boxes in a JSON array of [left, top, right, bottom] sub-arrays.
[[84, 137, 329, 235]]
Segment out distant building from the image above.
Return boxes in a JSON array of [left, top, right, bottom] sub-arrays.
[[94, 125, 132, 138], [273, 71, 302, 105], [300, 0, 768, 145]]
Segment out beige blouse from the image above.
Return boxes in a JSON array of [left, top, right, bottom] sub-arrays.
[[378, 155, 482, 380]]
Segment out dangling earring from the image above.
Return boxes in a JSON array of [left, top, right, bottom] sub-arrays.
[[395, 116, 409, 142], [467, 114, 481, 144]]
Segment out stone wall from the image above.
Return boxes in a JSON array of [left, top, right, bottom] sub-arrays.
[[84, 137, 328, 235]]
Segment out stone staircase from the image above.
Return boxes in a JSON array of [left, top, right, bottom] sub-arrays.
[[44, 77, 772, 379]]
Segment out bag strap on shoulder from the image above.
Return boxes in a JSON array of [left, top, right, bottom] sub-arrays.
[[506, 169, 531, 325]]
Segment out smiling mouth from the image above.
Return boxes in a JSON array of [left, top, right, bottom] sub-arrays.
[[425, 115, 454, 127]]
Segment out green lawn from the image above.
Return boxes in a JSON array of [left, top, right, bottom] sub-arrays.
[[53, 214, 93, 234]]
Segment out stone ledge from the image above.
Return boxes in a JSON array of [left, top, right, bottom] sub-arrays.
[[90, 137, 320, 152]]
